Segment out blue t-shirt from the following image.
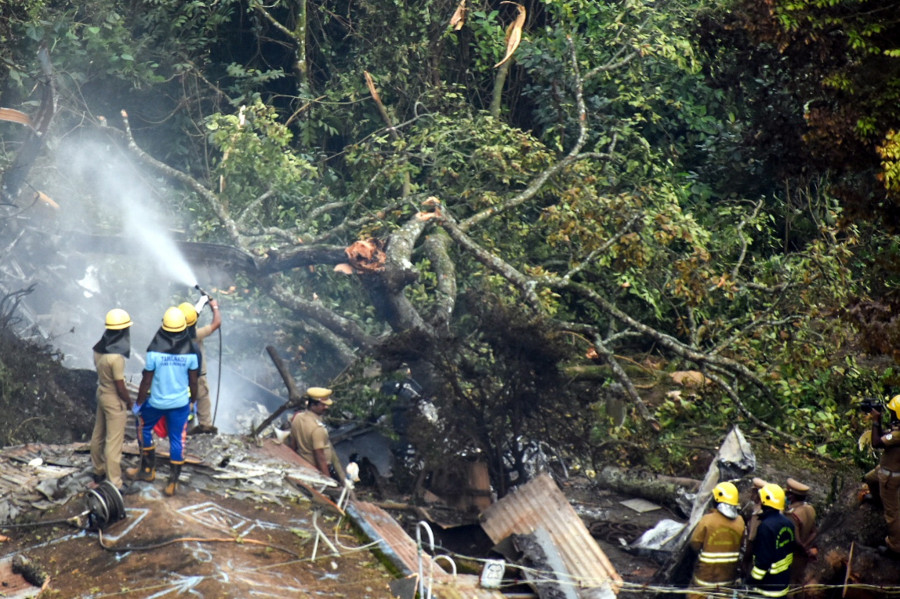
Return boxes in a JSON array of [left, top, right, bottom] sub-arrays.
[[146, 350, 199, 409]]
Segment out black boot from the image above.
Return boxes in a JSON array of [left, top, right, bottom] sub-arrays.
[[164, 462, 183, 496], [126, 449, 156, 482]]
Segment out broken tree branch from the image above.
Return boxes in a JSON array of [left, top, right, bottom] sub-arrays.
[[251, 346, 306, 437]]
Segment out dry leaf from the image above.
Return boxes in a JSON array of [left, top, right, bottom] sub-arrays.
[[670, 371, 708, 386], [0, 107, 32, 127], [449, 0, 467, 30], [364, 71, 382, 105], [34, 191, 59, 210], [494, 3, 526, 68], [334, 264, 356, 275]]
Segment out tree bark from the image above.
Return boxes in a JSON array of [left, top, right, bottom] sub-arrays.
[[592, 466, 700, 517]]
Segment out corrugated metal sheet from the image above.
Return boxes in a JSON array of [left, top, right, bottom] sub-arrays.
[[347, 499, 506, 599], [480, 474, 622, 598], [347, 499, 447, 577]]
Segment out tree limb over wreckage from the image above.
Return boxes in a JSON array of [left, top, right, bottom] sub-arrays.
[[102, 3, 854, 456]]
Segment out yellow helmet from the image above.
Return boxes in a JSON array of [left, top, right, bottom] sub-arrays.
[[759, 483, 786, 510], [178, 302, 198, 327], [162, 307, 187, 332], [713, 482, 740, 506], [888, 395, 900, 420], [105, 308, 132, 330]]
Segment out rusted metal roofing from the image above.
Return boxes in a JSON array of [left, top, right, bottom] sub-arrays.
[[479, 473, 622, 598], [347, 499, 506, 599], [347, 499, 445, 577]]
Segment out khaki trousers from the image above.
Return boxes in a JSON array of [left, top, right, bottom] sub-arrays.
[[877, 466, 900, 552], [194, 374, 212, 426], [90, 392, 128, 488]]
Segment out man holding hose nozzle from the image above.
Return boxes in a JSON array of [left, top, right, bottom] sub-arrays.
[[179, 292, 221, 435], [863, 395, 900, 556]]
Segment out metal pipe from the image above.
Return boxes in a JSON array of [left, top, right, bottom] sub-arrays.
[[416, 521, 436, 599]]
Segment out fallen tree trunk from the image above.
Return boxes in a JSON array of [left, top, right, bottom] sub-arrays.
[[592, 466, 700, 517]]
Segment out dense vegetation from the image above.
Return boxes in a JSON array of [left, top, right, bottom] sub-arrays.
[[1, 0, 899, 491]]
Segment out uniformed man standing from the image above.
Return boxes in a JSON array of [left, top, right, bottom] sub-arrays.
[[289, 387, 344, 480], [740, 477, 769, 577], [785, 478, 818, 589], [688, 482, 745, 599], [89, 309, 134, 494], [748, 483, 795, 598], [865, 395, 900, 555], [179, 297, 221, 435]]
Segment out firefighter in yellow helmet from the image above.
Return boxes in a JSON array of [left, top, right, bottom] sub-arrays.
[[89, 309, 135, 494], [179, 295, 221, 435], [864, 395, 900, 554], [748, 484, 795, 597], [131, 307, 200, 496], [687, 482, 745, 599]]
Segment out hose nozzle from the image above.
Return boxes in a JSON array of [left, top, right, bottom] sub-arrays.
[[194, 284, 211, 312]]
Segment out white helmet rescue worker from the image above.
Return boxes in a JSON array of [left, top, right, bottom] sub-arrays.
[[688, 481, 745, 599]]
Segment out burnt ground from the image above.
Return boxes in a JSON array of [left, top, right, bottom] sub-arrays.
[[4, 488, 392, 598], [0, 438, 398, 598], [0, 325, 96, 448]]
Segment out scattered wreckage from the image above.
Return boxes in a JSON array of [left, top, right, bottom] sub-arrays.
[[0, 430, 625, 598]]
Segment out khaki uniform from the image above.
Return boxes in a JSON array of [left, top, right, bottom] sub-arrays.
[[89, 351, 128, 487], [192, 324, 215, 426], [688, 510, 745, 599], [290, 410, 333, 469], [787, 501, 816, 586], [868, 422, 900, 552]]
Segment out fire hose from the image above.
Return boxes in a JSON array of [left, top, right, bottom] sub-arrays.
[[0, 481, 126, 533]]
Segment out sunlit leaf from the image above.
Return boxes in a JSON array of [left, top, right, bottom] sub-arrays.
[[449, 0, 466, 31]]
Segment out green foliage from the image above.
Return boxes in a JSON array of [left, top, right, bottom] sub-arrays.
[[0, 0, 891, 478], [206, 101, 319, 233]]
